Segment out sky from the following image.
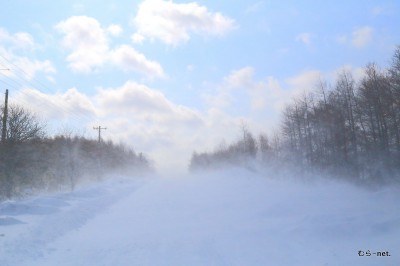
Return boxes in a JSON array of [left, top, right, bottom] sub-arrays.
[[0, 0, 399, 173]]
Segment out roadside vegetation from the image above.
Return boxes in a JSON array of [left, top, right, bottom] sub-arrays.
[[190, 46, 400, 186], [0, 105, 151, 200]]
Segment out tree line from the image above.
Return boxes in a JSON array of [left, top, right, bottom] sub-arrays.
[[189, 125, 259, 171], [0, 104, 151, 200], [190, 46, 400, 186]]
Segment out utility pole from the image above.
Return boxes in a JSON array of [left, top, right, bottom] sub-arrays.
[[2, 89, 8, 144], [93, 125, 106, 181], [1, 68, 10, 144], [93, 126, 107, 143]]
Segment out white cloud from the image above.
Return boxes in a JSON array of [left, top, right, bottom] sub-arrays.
[[107, 24, 123, 37], [55, 16, 108, 73], [0, 28, 36, 50], [55, 16, 164, 77], [203, 86, 233, 109], [94, 81, 206, 173], [253, 77, 283, 110], [132, 0, 236, 46], [245, 1, 265, 14], [109, 45, 165, 78], [0, 28, 56, 80], [186, 64, 195, 72], [338, 65, 365, 82], [0, 51, 56, 80], [351, 26, 373, 48], [205, 67, 289, 113], [131, 33, 145, 44], [97, 81, 169, 114], [286, 70, 321, 93], [371, 6, 390, 16], [12, 87, 97, 120], [225, 67, 254, 88], [200, 67, 344, 151], [336, 34, 347, 45], [222, 67, 295, 111], [336, 26, 374, 48], [96, 81, 201, 125], [13, 57, 56, 80], [13, 32, 35, 49], [296, 32, 312, 46], [371, 6, 384, 16], [72, 3, 85, 13], [206, 65, 367, 130]]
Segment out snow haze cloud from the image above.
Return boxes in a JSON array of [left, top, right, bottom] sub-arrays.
[[2, 168, 399, 265]]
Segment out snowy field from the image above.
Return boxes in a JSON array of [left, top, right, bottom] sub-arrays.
[[0, 169, 399, 266]]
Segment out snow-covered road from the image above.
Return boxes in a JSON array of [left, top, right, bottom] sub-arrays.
[[1, 170, 399, 266]]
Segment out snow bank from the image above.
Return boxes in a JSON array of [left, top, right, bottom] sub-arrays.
[[0, 169, 399, 265]]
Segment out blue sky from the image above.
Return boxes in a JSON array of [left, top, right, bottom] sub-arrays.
[[0, 0, 399, 173]]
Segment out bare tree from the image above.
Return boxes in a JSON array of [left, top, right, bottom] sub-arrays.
[[0, 104, 46, 144], [0, 104, 46, 198]]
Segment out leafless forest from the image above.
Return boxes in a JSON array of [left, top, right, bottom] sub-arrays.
[[0, 106, 151, 200], [190, 46, 400, 186]]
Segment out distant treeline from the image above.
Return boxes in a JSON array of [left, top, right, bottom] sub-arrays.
[[0, 105, 151, 200], [190, 46, 400, 186]]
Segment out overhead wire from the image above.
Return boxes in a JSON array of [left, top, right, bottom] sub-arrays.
[[0, 55, 89, 119], [0, 67, 100, 141], [0, 54, 98, 125]]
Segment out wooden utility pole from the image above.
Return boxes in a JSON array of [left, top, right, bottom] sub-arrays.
[[93, 126, 107, 143], [2, 89, 8, 143], [1, 68, 10, 144]]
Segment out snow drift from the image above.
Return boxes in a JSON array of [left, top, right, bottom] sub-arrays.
[[0, 169, 399, 266]]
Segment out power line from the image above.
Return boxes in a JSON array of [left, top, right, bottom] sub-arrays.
[[0, 55, 111, 143], [0, 71, 90, 121], [0, 55, 97, 124]]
